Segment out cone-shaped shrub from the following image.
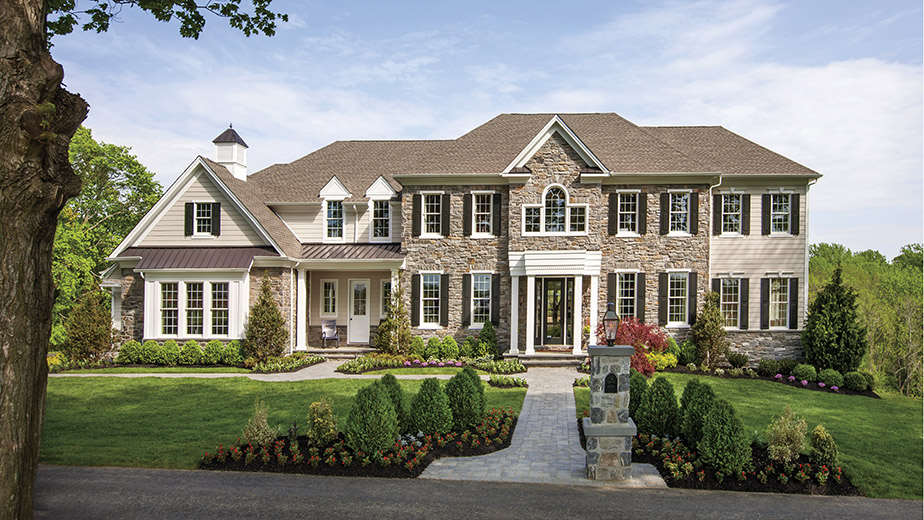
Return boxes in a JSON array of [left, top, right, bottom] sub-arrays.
[[179, 340, 202, 365], [699, 399, 752, 474], [244, 277, 288, 361], [116, 340, 141, 364], [378, 374, 409, 434], [161, 340, 180, 366], [410, 336, 427, 359], [440, 336, 460, 359], [424, 337, 441, 360], [445, 367, 485, 431], [345, 382, 398, 453], [63, 285, 114, 362], [628, 369, 649, 419], [306, 397, 339, 447], [679, 379, 716, 449], [478, 321, 498, 358], [691, 292, 728, 369], [139, 340, 161, 364], [410, 378, 453, 435], [635, 376, 680, 438], [810, 424, 839, 468], [803, 267, 867, 373], [460, 336, 477, 358]]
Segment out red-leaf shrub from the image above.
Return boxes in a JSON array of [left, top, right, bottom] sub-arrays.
[[595, 318, 665, 377]]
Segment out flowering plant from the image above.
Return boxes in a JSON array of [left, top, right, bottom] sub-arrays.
[[831, 385, 839, 393], [788, 375, 796, 382], [818, 382, 826, 388], [774, 374, 782, 380], [801, 380, 808, 387]]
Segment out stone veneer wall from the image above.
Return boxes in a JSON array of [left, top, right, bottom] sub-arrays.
[[726, 330, 803, 363], [117, 269, 144, 344]]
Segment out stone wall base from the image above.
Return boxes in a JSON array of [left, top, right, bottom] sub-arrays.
[[584, 419, 636, 481], [725, 330, 803, 363]]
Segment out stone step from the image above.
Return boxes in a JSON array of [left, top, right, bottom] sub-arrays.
[[520, 358, 584, 367], [304, 347, 374, 360]]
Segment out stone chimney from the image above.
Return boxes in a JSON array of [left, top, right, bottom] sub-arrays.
[[212, 124, 248, 181]]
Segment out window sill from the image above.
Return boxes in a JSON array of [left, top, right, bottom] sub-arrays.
[[521, 232, 589, 237], [369, 238, 392, 244], [665, 323, 691, 329], [666, 232, 692, 237], [417, 323, 442, 330], [469, 322, 485, 330], [768, 233, 794, 238], [471, 234, 495, 240], [717, 233, 743, 238], [191, 234, 217, 239], [419, 234, 444, 240], [615, 231, 640, 237]]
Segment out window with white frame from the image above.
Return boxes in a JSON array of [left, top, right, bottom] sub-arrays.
[[326, 200, 343, 239], [618, 193, 637, 233], [473, 193, 493, 235], [569, 206, 586, 232], [211, 283, 229, 335], [423, 194, 442, 235], [722, 194, 742, 234], [545, 187, 566, 232], [372, 200, 390, 240], [770, 278, 789, 327], [669, 193, 690, 233], [155, 280, 234, 338], [522, 185, 588, 235], [668, 273, 688, 324], [186, 282, 204, 335], [161, 283, 179, 335], [194, 203, 213, 235], [524, 207, 541, 233], [381, 280, 391, 317], [617, 273, 636, 319], [472, 273, 491, 326], [720, 279, 740, 328], [321, 280, 337, 316], [421, 274, 441, 325], [771, 194, 791, 234]]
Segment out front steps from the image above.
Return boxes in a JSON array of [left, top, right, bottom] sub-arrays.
[[506, 351, 587, 368], [303, 346, 375, 360]]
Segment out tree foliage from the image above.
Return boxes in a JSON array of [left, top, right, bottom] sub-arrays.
[[243, 278, 288, 361], [374, 281, 412, 355], [62, 283, 114, 362], [691, 292, 727, 369], [803, 267, 867, 373]]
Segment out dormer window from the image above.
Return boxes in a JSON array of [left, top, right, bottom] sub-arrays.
[[325, 200, 344, 240], [184, 202, 220, 237], [522, 185, 588, 236], [371, 200, 391, 241]]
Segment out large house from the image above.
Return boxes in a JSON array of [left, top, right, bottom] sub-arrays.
[[104, 113, 820, 360]]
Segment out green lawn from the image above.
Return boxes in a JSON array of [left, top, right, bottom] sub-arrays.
[[59, 366, 251, 374], [363, 367, 489, 376], [41, 377, 526, 470], [574, 372, 923, 499]]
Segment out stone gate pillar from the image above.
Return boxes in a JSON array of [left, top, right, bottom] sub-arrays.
[[584, 344, 636, 480]]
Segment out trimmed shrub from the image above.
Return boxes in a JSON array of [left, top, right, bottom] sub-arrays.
[[241, 399, 279, 448], [810, 424, 839, 468], [679, 379, 716, 450], [179, 340, 202, 365], [410, 378, 453, 435], [221, 340, 244, 365], [699, 399, 752, 474], [243, 277, 288, 361], [766, 406, 807, 464], [203, 340, 224, 365], [139, 340, 162, 365], [410, 336, 427, 359], [345, 382, 398, 454], [478, 321, 498, 358], [691, 292, 728, 369], [647, 351, 678, 371], [678, 339, 699, 366], [628, 369, 649, 419], [476, 340, 495, 359], [792, 364, 817, 383], [666, 337, 681, 358], [635, 376, 680, 438], [817, 368, 844, 388], [726, 352, 749, 369], [116, 340, 141, 364], [460, 336, 477, 358], [161, 340, 180, 366], [63, 285, 114, 363], [843, 371, 868, 392], [861, 371, 876, 391], [445, 367, 484, 431], [802, 267, 867, 374], [440, 336, 460, 360], [305, 397, 338, 447], [378, 374, 409, 434], [757, 358, 781, 377], [779, 359, 799, 376], [424, 337, 442, 360]]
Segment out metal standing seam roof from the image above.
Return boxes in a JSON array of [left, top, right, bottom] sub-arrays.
[[120, 246, 278, 270], [300, 243, 404, 260]]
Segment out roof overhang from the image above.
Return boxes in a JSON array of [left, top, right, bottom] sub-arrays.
[[503, 115, 608, 174], [603, 172, 721, 184], [391, 173, 505, 185]]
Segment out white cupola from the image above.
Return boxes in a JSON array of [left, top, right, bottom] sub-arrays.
[[212, 124, 248, 181]]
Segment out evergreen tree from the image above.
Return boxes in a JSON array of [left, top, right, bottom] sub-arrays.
[[691, 292, 728, 369], [243, 277, 288, 361], [374, 281, 413, 354], [63, 283, 114, 363], [803, 267, 867, 373]]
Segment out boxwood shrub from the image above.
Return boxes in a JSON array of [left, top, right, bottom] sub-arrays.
[[778, 359, 799, 376], [424, 337, 441, 360], [179, 340, 202, 365], [757, 358, 781, 377], [410, 336, 427, 359], [628, 369, 648, 419], [843, 371, 867, 392], [345, 382, 398, 453], [817, 368, 844, 388], [440, 336, 460, 359], [203, 340, 224, 365], [161, 340, 180, 366], [221, 340, 244, 365], [792, 364, 817, 382], [139, 340, 162, 365], [116, 340, 141, 364], [410, 378, 453, 435]]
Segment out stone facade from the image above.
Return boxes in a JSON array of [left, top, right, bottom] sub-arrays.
[[727, 330, 803, 363], [117, 269, 145, 344], [584, 345, 636, 480]]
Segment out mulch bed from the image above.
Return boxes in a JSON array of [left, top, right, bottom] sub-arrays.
[[662, 366, 880, 398]]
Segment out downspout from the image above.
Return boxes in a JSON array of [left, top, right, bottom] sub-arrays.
[[707, 173, 724, 291], [803, 178, 818, 328]]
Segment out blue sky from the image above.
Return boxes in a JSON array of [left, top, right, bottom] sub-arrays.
[[52, 0, 922, 258]]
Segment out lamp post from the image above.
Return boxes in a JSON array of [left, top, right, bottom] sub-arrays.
[[603, 302, 619, 347]]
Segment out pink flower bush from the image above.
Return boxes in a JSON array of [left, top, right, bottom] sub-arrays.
[[438, 362, 445, 367], [818, 382, 826, 388], [801, 380, 808, 387], [788, 375, 796, 382], [455, 362, 462, 367], [831, 385, 839, 393], [774, 374, 782, 380]]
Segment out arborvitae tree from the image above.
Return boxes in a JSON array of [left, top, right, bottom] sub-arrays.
[[679, 379, 716, 450], [374, 282, 413, 355], [691, 292, 728, 369], [410, 378, 453, 435], [803, 267, 867, 373], [378, 374, 409, 434], [444, 367, 485, 431], [699, 399, 752, 475], [628, 368, 649, 419], [63, 284, 114, 363], [635, 376, 680, 438], [243, 277, 288, 361], [345, 382, 398, 453], [478, 320, 498, 358]]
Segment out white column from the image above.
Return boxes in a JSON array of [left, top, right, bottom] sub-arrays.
[[589, 275, 599, 347], [572, 275, 583, 355], [296, 268, 307, 350], [390, 268, 399, 289], [509, 275, 519, 355], [525, 275, 535, 355]]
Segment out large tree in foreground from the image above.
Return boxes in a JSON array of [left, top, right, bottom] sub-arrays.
[[0, 3, 285, 518]]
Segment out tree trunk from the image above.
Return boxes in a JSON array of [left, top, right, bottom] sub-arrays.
[[1, 3, 88, 519]]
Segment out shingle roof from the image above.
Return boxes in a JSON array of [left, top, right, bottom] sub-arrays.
[[213, 126, 248, 147], [120, 246, 277, 269], [301, 243, 404, 260]]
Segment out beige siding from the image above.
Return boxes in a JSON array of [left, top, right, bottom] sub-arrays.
[[391, 202, 402, 242], [356, 205, 371, 241], [273, 202, 401, 244], [272, 204, 322, 242], [309, 270, 393, 326], [138, 173, 268, 247]]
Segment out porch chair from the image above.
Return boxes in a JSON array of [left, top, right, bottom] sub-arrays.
[[321, 319, 340, 348]]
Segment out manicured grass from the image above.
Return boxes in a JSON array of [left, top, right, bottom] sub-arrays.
[[574, 373, 923, 499], [41, 377, 526, 470], [363, 367, 489, 376], [59, 366, 251, 374]]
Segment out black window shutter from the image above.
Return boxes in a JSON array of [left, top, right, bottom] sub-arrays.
[[461, 274, 471, 326], [636, 273, 646, 322], [607, 273, 617, 306], [789, 278, 799, 329], [761, 194, 771, 235], [441, 194, 450, 237], [742, 194, 751, 235], [759, 278, 769, 329], [492, 193, 501, 236], [713, 194, 722, 235], [659, 193, 669, 235], [184, 202, 194, 236], [608, 194, 617, 235], [690, 193, 699, 235], [412, 194, 421, 237], [638, 193, 647, 234], [712, 278, 721, 294], [463, 194, 472, 237], [791, 194, 800, 235], [688, 272, 698, 324], [491, 274, 500, 325], [658, 273, 668, 325], [411, 274, 420, 326], [740, 278, 750, 330], [439, 274, 450, 326], [211, 202, 221, 236]]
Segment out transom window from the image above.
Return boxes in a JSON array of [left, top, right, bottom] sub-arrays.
[[472, 274, 491, 325], [421, 274, 441, 325], [423, 194, 442, 235], [722, 194, 742, 234], [770, 278, 789, 327], [326, 200, 343, 239], [322, 281, 337, 316], [618, 193, 637, 233], [617, 273, 636, 319], [474, 193, 493, 235], [669, 193, 690, 233], [186, 283, 204, 335], [161, 283, 179, 335], [771, 194, 791, 234], [372, 201, 390, 239], [720, 279, 740, 328], [195, 203, 212, 235], [668, 273, 688, 324], [522, 185, 588, 235]]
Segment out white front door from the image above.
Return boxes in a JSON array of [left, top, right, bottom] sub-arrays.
[[348, 279, 370, 344]]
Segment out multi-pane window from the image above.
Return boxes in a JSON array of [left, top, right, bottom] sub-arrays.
[[618, 193, 637, 233], [545, 187, 566, 232], [770, 279, 789, 327], [423, 194, 442, 235], [326, 200, 343, 239], [569, 207, 586, 232], [322, 281, 337, 316], [381, 281, 392, 316], [186, 283, 204, 335], [195, 203, 212, 234], [421, 274, 440, 325], [667, 273, 688, 324], [523, 186, 587, 235], [771, 194, 791, 234], [722, 194, 742, 234], [669, 193, 690, 233], [525, 207, 541, 233], [211, 283, 229, 335], [161, 283, 179, 335], [472, 274, 491, 325], [617, 273, 636, 319], [720, 279, 740, 328], [372, 201, 390, 239], [474, 194, 493, 235]]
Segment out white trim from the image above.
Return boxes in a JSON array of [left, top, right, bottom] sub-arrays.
[[418, 270, 443, 328], [509, 275, 519, 355], [319, 279, 338, 318], [521, 184, 589, 237], [347, 278, 371, 344], [470, 190, 496, 238], [572, 274, 583, 355], [322, 199, 346, 244], [525, 275, 535, 355], [718, 192, 744, 236], [509, 250, 602, 277], [365, 176, 397, 200], [614, 191, 641, 236], [469, 270, 494, 329], [665, 271, 690, 328], [191, 201, 217, 237], [368, 199, 392, 243], [503, 115, 607, 173], [319, 176, 351, 200], [667, 191, 692, 236], [111, 287, 122, 331], [420, 192, 444, 239], [142, 274, 245, 340], [296, 269, 307, 350]]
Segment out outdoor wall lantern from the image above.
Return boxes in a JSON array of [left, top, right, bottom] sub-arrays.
[[603, 302, 620, 346]]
